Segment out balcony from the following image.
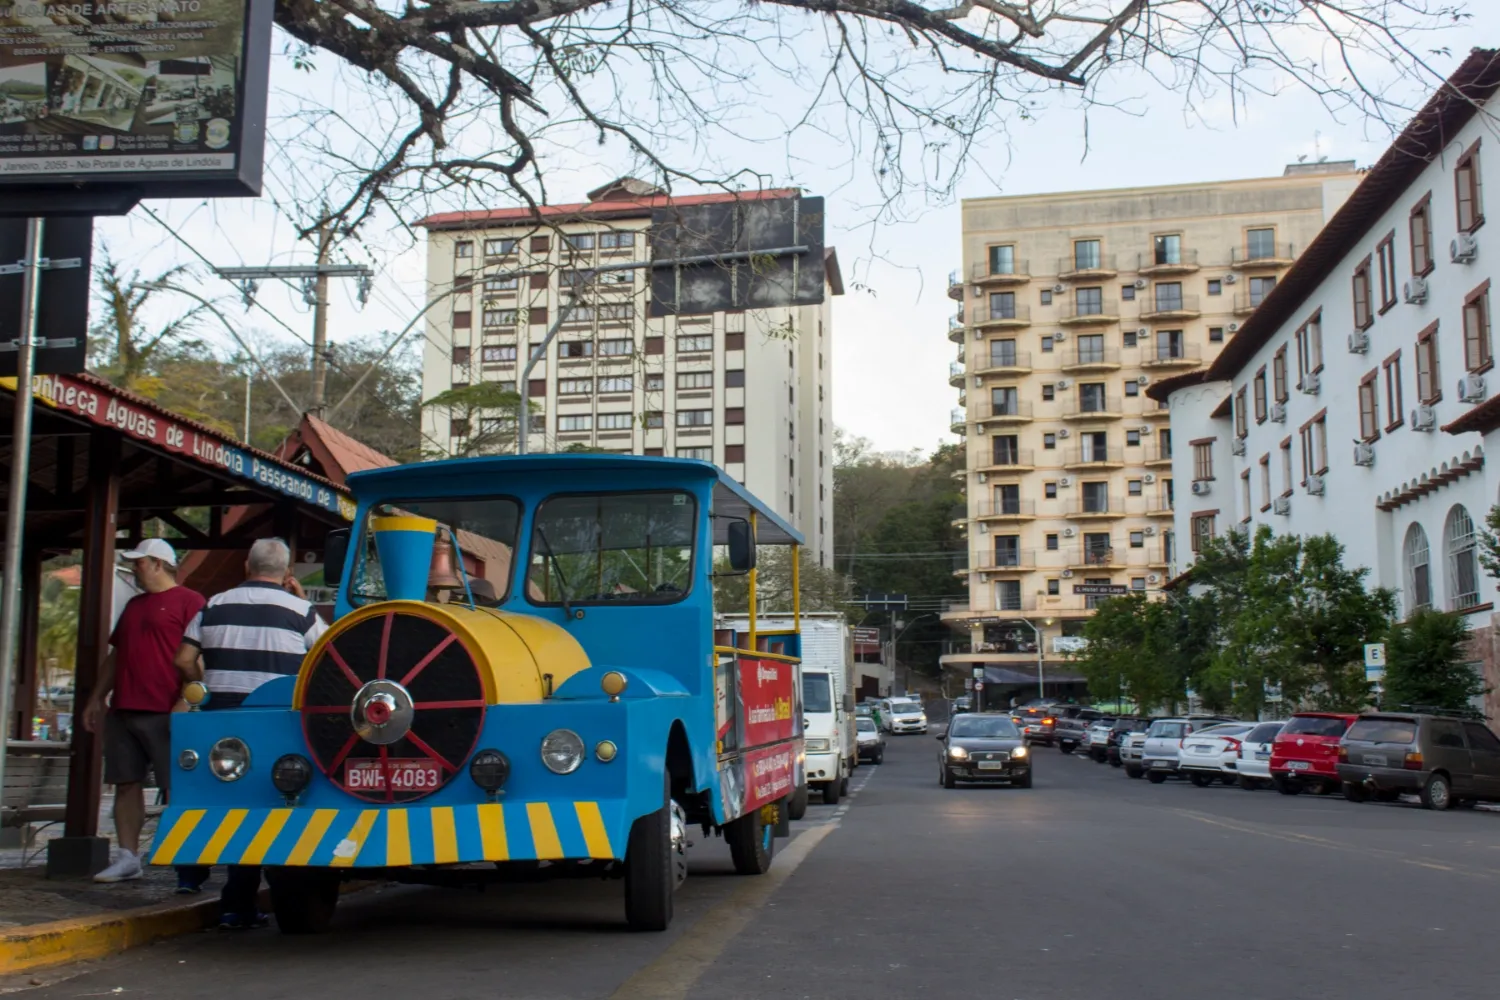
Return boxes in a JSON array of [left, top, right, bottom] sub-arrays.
[[1140, 343, 1203, 369], [1058, 298, 1120, 325], [949, 360, 966, 387], [1068, 495, 1126, 519], [970, 260, 1032, 286], [1063, 447, 1124, 470], [978, 449, 1036, 473], [1058, 253, 1118, 280], [974, 499, 1037, 521], [975, 550, 1037, 572], [1233, 292, 1272, 316], [1061, 396, 1123, 421], [975, 349, 1033, 376], [1137, 247, 1200, 276], [1060, 345, 1121, 373], [976, 400, 1034, 424], [1141, 445, 1173, 467], [1230, 242, 1296, 268], [1138, 293, 1201, 321], [951, 408, 967, 433], [1141, 401, 1172, 419], [947, 269, 964, 301], [948, 314, 966, 343], [1146, 495, 1175, 517], [972, 302, 1031, 329], [1067, 547, 1121, 569]]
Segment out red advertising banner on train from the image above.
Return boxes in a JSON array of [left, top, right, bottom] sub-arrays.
[[737, 656, 796, 748], [740, 743, 797, 813]]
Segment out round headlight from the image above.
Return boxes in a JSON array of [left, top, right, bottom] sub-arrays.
[[595, 740, 618, 763], [469, 749, 511, 791], [1012, 745, 1029, 759], [540, 729, 585, 775], [178, 748, 199, 771], [209, 737, 250, 782], [948, 745, 969, 759], [271, 753, 313, 795]]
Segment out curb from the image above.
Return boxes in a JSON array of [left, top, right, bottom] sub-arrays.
[[0, 894, 227, 975]]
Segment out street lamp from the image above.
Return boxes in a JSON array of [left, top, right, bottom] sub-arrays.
[[1017, 616, 1055, 702]]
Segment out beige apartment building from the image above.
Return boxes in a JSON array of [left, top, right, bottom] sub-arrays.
[[415, 178, 841, 567], [942, 164, 1362, 688]]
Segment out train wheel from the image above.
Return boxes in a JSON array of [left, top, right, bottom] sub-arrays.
[[266, 867, 340, 934], [624, 775, 676, 932], [787, 782, 809, 821], [726, 803, 776, 875]]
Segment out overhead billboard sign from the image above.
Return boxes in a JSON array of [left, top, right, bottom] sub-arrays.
[[0, 0, 272, 201]]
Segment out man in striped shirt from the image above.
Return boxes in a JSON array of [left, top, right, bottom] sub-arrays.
[[173, 537, 327, 927]]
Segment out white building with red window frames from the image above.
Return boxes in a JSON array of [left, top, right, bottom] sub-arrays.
[[1153, 49, 1500, 718]]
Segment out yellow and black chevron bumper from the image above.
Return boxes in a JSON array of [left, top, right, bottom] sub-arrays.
[[149, 800, 624, 868]]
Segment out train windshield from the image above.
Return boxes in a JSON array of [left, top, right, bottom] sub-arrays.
[[526, 491, 697, 605]]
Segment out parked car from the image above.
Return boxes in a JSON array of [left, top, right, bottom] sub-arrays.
[[1270, 712, 1358, 795], [1085, 718, 1118, 762], [1120, 720, 1155, 777], [1054, 715, 1091, 755], [884, 697, 928, 734], [856, 716, 886, 764], [1105, 718, 1149, 767], [855, 702, 873, 719], [1234, 720, 1287, 789], [1178, 722, 1257, 786], [1337, 711, 1500, 810], [1142, 717, 1238, 783], [952, 695, 973, 715], [1011, 707, 1056, 746], [937, 713, 1032, 788]]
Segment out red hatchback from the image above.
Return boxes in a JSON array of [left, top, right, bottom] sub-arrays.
[[1270, 713, 1358, 794]]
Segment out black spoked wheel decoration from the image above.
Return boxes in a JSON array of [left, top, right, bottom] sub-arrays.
[[301, 611, 487, 803]]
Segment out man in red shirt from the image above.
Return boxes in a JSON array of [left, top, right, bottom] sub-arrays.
[[81, 539, 205, 883]]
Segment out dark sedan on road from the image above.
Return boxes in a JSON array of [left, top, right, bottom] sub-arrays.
[[937, 713, 1032, 788]]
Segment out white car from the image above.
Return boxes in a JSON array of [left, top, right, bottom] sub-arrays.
[[884, 697, 928, 734], [1234, 720, 1287, 789], [1178, 723, 1257, 786]]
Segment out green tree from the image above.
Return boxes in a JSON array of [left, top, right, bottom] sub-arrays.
[[88, 251, 203, 392], [713, 547, 854, 616], [1382, 609, 1487, 711], [421, 381, 530, 458]]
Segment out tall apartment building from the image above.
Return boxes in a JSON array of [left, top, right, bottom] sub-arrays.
[[942, 165, 1363, 689], [415, 178, 841, 567]]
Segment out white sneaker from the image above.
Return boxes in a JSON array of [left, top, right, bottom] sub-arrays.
[[93, 849, 142, 882]]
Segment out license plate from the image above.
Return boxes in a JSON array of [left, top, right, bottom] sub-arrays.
[[1152, 760, 1171, 769], [1362, 754, 1389, 766], [1193, 746, 1212, 754], [1287, 760, 1310, 771], [345, 758, 442, 792], [977, 761, 1006, 770], [1255, 750, 1270, 760]]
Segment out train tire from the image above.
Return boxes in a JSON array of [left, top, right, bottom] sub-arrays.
[[788, 782, 809, 821], [624, 775, 675, 932], [726, 804, 776, 875]]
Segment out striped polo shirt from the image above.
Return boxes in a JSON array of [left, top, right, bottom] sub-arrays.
[[183, 580, 328, 704]]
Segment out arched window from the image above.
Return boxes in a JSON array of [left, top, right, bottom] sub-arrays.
[[1444, 505, 1480, 611], [1404, 523, 1432, 615]]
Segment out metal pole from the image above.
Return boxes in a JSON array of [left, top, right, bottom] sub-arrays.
[[0, 217, 44, 793], [243, 369, 252, 442], [1037, 624, 1045, 702]]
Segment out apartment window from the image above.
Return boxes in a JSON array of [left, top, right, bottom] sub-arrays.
[[644, 411, 664, 428], [1246, 228, 1276, 260], [599, 231, 634, 249], [1445, 504, 1481, 610], [1079, 383, 1106, 413], [1121, 284, 1136, 302], [1078, 333, 1105, 365], [725, 407, 745, 425], [1233, 387, 1247, 438], [1073, 240, 1101, 271], [992, 435, 1021, 465], [1154, 282, 1184, 312], [453, 310, 472, 329], [1209, 326, 1226, 344], [1081, 482, 1109, 513], [597, 413, 634, 430], [725, 369, 746, 388], [1192, 441, 1213, 481], [1083, 533, 1111, 563], [1280, 439, 1293, 495], [1416, 322, 1441, 403], [484, 275, 518, 292], [990, 339, 1018, 367], [1126, 429, 1141, 446], [1463, 281, 1493, 372], [528, 414, 546, 433], [1382, 352, 1404, 431], [1153, 234, 1182, 266], [1044, 482, 1058, 500], [991, 386, 1019, 416], [988, 244, 1016, 276], [1270, 347, 1288, 403], [1257, 454, 1273, 511], [1043, 432, 1057, 450], [1127, 480, 1143, 497], [1155, 329, 1185, 361], [1299, 411, 1329, 480], [1410, 193, 1434, 275], [1376, 233, 1398, 313], [1048, 579, 1061, 595], [1240, 470, 1252, 518], [1040, 289, 1053, 306], [454, 240, 474, 259], [1253, 368, 1267, 423], [1249, 275, 1277, 309], [645, 337, 664, 356], [1190, 513, 1216, 553], [725, 444, 745, 463], [481, 345, 517, 364], [1131, 578, 1148, 592], [1404, 524, 1432, 614], [449, 418, 470, 437], [1207, 279, 1222, 297], [1124, 380, 1140, 398], [644, 373, 665, 392], [677, 334, 713, 353], [677, 409, 712, 427], [1122, 331, 1137, 348], [1352, 256, 1373, 330], [529, 235, 550, 254], [677, 371, 714, 390], [530, 273, 548, 290], [564, 233, 595, 251], [996, 580, 1023, 612], [1040, 335, 1054, 353], [529, 306, 548, 325], [597, 303, 634, 323], [560, 377, 596, 396], [559, 340, 594, 359], [598, 376, 633, 393], [1456, 141, 1484, 233], [1357, 370, 1380, 443], [558, 414, 592, 432], [1046, 533, 1059, 551], [1130, 530, 1145, 548], [725, 331, 745, 351], [1081, 430, 1108, 463], [527, 378, 546, 398], [482, 307, 518, 328], [1158, 428, 1172, 457], [452, 345, 471, 366], [1076, 287, 1103, 316], [989, 291, 1017, 320], [1295, 312, 1323, 384], [994, 484, 1022, 516], [1041, 384, 1055, 401], [678, 447, 712, 461], [484, 238, 517, 257]]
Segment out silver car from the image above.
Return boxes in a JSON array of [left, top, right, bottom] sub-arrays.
[[885, 698, 928, 734], [1142, 717, 1236, 783], [1235, 720, 1287, 789]]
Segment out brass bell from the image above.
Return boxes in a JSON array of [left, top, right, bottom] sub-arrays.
[[427, 533, 465, 591]]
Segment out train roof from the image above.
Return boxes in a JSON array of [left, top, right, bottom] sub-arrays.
[[346, 453, 805, 546]]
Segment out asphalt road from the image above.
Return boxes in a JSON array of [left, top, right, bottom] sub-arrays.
[[20, 729, 1500, 1000]]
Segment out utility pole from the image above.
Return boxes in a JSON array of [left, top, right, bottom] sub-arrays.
[[310, 221, 333, 415]]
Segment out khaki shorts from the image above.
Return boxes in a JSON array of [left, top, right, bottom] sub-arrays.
[[104, 710, 172, 791]]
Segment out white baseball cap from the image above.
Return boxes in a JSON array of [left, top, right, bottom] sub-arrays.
[[120, 538, 179, 567]]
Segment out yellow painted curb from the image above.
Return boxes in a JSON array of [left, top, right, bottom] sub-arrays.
[[0, 896, 220, 975]]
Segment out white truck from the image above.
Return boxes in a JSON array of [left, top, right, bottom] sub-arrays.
[[723, 612, 855, 809]]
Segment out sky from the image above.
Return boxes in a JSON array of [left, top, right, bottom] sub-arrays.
[[85, 4, 1500, 458]]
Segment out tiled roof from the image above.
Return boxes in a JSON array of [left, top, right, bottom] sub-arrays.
[[307, 415, 398, 476], [416, 187, 801, 230]]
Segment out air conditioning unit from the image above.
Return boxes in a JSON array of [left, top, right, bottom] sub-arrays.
[[1134, 278, 1148, 289], [1353, 441, 1375, 467], [1059, 476, 1074, 487], [1061, 569, 1074, 578], [1136, 327, 1149, 337], [1222, 273, 1238, 284], [977, 471, 988, 483], [1137, 375, 1151, 386], [1138, 425, 1153, 434], [1411, 404, 1437, 431], [1306, 474, 1326, 496], [976, 424, 987, 434], [1459, 373, 1487, 402], [1348, 330, 1370, 354], [973, 376, 983, 389], [1451, 232, 1479, 263], [1273, 496, 1291, 516], [1231, 438, 1247, 456], [1143, 473, 1157, 484], [1404, 276, 1429, 303], [1057, 428, 1072, 439], [1227, 322, 1239, 332], [1143, 525, 1158, 536], [1147, 573, 1161, 584], [1057, 378, 1072, 389], [1053, 331, 1067, 342], [978, 522, 989, 534], [1062, 527, 1077, 538], [1270, 402, 1287, 423], [1301, 371, 1321, 395], [1190, 480, 1211, 496], [1053, 282, 1067, 293]]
